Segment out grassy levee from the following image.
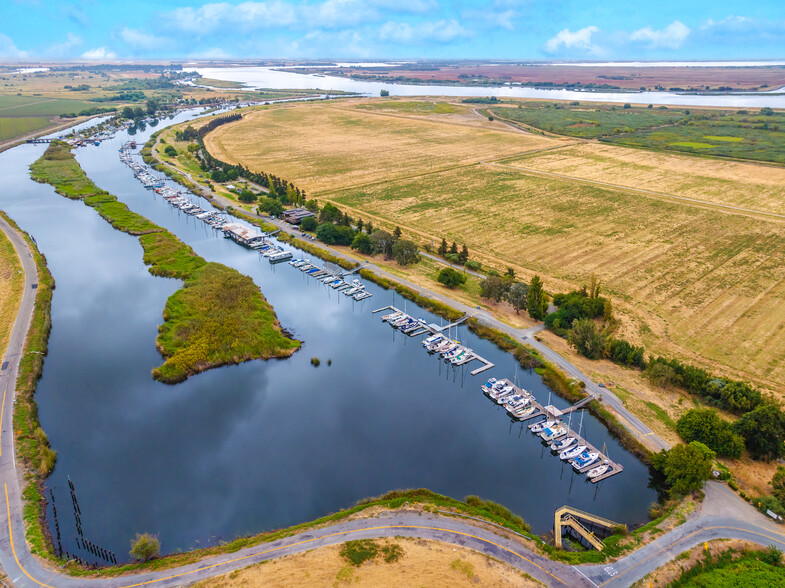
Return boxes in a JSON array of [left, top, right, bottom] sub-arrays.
[[57, 488, 537, 578], [30, 141, 299, 384], [0, 212, 57, 558]]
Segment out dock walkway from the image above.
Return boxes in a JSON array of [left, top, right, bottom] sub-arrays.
[[373, 305, 494, 375], [492, 379, 623, 483]]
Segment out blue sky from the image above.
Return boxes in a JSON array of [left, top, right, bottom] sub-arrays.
[[2, 0, 785, 61]]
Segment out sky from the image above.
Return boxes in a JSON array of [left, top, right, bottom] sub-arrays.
[[1, 0, 785, 62]]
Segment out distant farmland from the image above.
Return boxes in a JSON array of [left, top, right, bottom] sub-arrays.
[[205, 98, 785, 391]]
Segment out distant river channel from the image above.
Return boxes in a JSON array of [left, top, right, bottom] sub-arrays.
[[194, 65, 785, 108], [0, 108, 656, 561]]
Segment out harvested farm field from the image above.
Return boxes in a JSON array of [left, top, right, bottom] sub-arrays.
[[204, 98, 785, 393]]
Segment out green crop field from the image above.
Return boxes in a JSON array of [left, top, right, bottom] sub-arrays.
[[493, 102, 690, 138], [492, 102, 785, 164], [0, 116, 52, 141], [0, 95, 98, 117]]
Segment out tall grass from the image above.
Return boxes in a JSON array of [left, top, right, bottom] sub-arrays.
[[30, 142, 299, 385]]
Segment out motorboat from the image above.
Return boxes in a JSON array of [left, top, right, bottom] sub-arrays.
[[480, 378, 498, 393], [530, 419, 557, 433], [571, 451, 600, 471], [540, 423, 568, 442]]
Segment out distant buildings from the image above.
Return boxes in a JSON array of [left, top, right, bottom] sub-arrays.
[[280, 207, 316, 224]]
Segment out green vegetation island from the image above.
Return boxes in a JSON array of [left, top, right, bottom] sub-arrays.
[[30, 141, 299, 384]]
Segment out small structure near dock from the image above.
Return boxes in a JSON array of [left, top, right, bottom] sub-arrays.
[[554, 506, 624, 551]]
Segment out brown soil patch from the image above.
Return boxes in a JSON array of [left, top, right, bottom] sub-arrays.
[[192, 537, 542, 588]]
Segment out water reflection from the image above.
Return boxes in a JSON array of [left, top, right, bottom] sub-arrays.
[[0, 109, 657, 562]]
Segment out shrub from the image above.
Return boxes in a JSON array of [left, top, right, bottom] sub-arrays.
[[299, 216, 317, 231], [464, 260, 481, 271], [130, 533, 160, 562], [310, 357, 320, 367], [734, 403, 785, 461], [676, 409, 744, 459], [437, 267, 466, 288]]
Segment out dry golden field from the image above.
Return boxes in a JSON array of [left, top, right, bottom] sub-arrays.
[[205, 99, 785, 392], [0, 219, 23, 359], [192, 538, 539, 588], [505, 142, 785, 216], [204, 101, 558, 193]]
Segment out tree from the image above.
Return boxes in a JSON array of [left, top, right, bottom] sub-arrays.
[[647, 362, 683, 389], [588, 273, 602, 300], [526, 275, 548, 320], [651, 442, 715, 497], [480, 275, 508, 302], [146, 98, 159, 115], [130, 533, 160, 562], [365, 220, 373, 234], [734, 403, 785, 461], [506, 267, 516, 279], [319, 203, 342, 223], [356, 218, 364, 233], [392, 239, 420, 266], [238, 189, 257, 203], [458, 244, 469, 265], [676, 409, 744, 459], [507, 282, 528, 313], [299, 215, 317, 231], [438, 238, 448, 257], [393, 226, 402, 240], [370, 229, 394, 258], [121, 106, 135, 119], [449, 241, 458, 255], [350, 232, 372, 254], [304, 199, 319, 213], [603, 297, 614, 323], [163, 145, 177, 157], [437, 267, 467, 288], [567, 318, 606, 360], [257, 198, 283, 216], [380, 89, 390, 97]]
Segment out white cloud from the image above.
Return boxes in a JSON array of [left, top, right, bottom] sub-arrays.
[[544, 26, 600, 54], [168, 0, 385, 33], [81, 47, 116, 60], [630, 20, 690, 49], [379, 19, 470, 44], [119, 27, 168, 50], [0, 33, 28, 59], [47, 33, 83, 57]]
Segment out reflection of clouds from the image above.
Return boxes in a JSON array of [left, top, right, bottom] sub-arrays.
[[2, 127, 656, 557]]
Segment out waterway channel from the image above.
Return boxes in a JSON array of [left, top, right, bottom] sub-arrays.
[[0, 108, 656, 562]]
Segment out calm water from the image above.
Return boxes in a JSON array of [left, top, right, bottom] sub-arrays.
[[193, 65, 785, 108], [0, 110, 656, 562]]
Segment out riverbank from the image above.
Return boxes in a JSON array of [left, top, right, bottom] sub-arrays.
[[30, 141, 299, 384], [0, 211, 56, 558]]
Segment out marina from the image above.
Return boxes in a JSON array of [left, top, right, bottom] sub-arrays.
[[482, 378, 623, 483], [373, 305, 494, 375]]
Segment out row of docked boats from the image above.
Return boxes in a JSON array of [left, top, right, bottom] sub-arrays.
[[288, 259, 372, 301], [480, 378, 612, 480], [421, 331, 477, 365]]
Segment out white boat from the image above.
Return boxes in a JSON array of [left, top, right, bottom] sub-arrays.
[[572, 452, 600, 471], [353, 291, 372, 300], [540, 423, 568, 442], [587, 462, 611, 479], [510, 405, 536, 419], [530, 419, 557, 433], [382, 311, 403, 322], [480, 378, 498, 393], [559, 445, 587, 461], [343, 286, 362, 296], [268, 251, 292, 262], [423, 334, 444, 347], [551, 436, 577, 452]]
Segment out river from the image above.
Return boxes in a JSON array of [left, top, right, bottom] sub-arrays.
[[0, 108, 656, 562], [193, 65, 785, 108]]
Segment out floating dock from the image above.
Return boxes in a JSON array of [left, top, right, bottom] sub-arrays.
[[373, 305, 494, 375], [487, 378, 623, 483]]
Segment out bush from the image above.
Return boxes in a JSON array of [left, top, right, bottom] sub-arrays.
[[567, 318, 606, 360], [316, 223, 355, 246], [734, 403, 785, 461], [130, 533, 160, 562], [350, 232, 372, 254], [437, 267, 467, 288], [163, 145, 177, 156], [676, 409, 745, 459], [299, 216, 317, 231], [310, 357, 320, 367], [464, 260, 481, 271]]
